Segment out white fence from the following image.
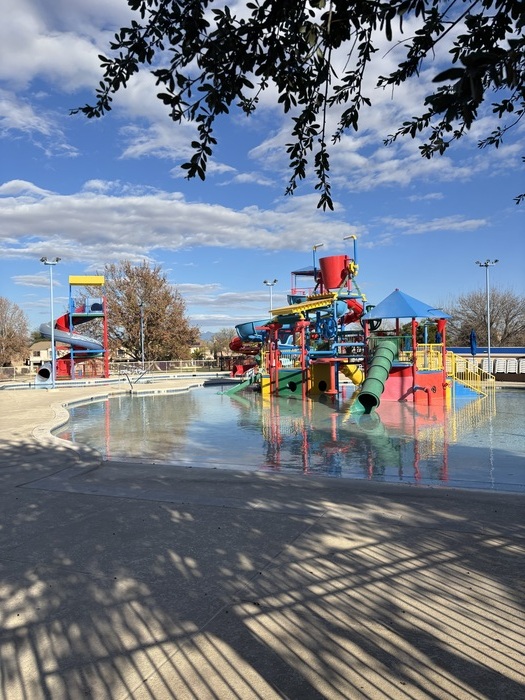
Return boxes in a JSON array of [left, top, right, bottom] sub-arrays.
[[3, 355, 525, 383], [0, 359, 220, 382], [0, 366, 36, 382], [111, 360, 218, 374]]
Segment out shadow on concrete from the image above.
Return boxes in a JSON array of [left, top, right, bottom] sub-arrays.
[[0, 437, 524, 699]]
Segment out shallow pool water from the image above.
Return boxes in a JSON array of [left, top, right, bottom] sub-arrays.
[[54, 386, 525, 492]]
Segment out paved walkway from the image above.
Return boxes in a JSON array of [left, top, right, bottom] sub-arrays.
[[0, 381, 524, 699]]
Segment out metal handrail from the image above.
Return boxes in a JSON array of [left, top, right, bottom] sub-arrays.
[[445, 350, 495, 398]]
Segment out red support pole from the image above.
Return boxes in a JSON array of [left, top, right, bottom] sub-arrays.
[[411, 319, 418, 390], [295, 319, 310, 399], [103, 296, 110, 378], [267, 323, 281, 395]]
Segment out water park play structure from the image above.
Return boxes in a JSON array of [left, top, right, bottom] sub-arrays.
[[38, 275, 109, 383], [228, 241, 495, 412]]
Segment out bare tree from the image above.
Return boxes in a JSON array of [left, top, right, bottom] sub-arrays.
[[0, 297, 30, 365], [446, 289, 525, 346], [95, 261, 199, 361], [210, 328, 237, 357]]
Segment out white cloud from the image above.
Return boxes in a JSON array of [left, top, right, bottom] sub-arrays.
[[0, 180, 360, 266], [407, 192, 444, 202], [378, 215, 488, 235], [175, 283, 222, 294], [0, 90, 78, 157], [12, 273, 55, 288], [0, 0, 130, 90], [0, 90, 53, 135], [0, 180, 54, 197], [221, 172, 275, 187]]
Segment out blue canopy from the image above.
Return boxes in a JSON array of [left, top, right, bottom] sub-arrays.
[[361, 289, 451, 320]]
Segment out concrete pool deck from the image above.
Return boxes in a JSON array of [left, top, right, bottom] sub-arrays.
[[1, 381, 524, 699]]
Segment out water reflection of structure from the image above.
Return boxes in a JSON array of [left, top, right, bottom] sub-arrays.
[[58, 392, 202, 463], [231, 387, 497, 486], [57, 385, 502, 488]]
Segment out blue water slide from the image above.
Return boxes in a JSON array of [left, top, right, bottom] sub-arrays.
[[235, 319, 270, 342]]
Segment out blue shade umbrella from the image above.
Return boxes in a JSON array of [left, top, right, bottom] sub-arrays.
[[361, 289, 451, 320], [470, 329, 478, 356]]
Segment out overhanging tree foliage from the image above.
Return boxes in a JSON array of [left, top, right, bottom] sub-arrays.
[[99, 260, 199, 361], [73, 0, 524, 208], [0, 297, 30, 366]]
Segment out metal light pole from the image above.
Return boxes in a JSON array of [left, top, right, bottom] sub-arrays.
[[312, 243, 324, 287], [343, 234, 357, 263], [263, 279, 278, 311], [139, 300, 145, 370], [40, 257, 61, 388], [475, 259, 499, 372]]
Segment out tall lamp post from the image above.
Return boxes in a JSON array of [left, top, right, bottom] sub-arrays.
[[475, 259, 499, 372], [343, 234, 357, 263], [40, 257, 61, 388], [263, 279, 278, 311], [312, 243, 324, 284], [138, 300, 145, 370]]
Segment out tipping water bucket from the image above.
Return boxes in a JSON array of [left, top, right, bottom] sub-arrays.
[[318, 255, 349, 290]]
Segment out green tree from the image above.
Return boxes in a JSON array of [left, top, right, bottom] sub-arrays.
[[30, 329, 45, 344], [191, 347, 206, 360], [400, 320, 439, 344], [99, 261, 199, 361], [74, 0, 524, 209], [445, 288, 525, 346], [0, 297, 30, 365]]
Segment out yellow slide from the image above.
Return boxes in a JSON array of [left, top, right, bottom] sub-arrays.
[[340, 363, 364, 385], [271, 293, 337, 318]]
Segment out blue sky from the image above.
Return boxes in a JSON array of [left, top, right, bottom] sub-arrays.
[[1, 0, 523, 336]]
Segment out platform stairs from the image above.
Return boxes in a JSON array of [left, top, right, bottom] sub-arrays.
[[221, 366, 260, 395], [443, 349, 495, 399]]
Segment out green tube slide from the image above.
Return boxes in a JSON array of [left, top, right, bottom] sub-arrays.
[[357, 339, 398, 414], [356, 413, 402, 470], [219, 378, 252, 396], [220, 372, 260, 396]]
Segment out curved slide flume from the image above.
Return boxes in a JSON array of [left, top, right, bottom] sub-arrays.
[[39, 305, 104, 371], [37, 304, 104, 383], [340, 363, 364, 385], [357, 339, 398, 414], [39, 323, 104, 352]]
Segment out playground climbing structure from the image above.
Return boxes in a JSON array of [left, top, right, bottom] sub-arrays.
[[229, 240, 494, 412], [39, 275, 109, 381]]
